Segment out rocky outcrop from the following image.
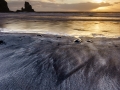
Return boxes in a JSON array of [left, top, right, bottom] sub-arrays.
[[16, 1, 34, 12], [0, 0, 10, 12], [24, 1, 34, 12]]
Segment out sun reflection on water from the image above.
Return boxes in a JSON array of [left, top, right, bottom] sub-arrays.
[[0, 19, 120, 38]]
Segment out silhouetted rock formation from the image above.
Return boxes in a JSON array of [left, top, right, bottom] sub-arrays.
[[16, 1, 34, 12], [24, 1, 34, 12], [0, 0, 10, 12]]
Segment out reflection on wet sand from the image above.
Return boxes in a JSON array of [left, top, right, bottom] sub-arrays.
[[0, 17, 120, 38]]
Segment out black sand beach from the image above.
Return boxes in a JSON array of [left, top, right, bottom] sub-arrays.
[[0, 0, 120, 89], [0, 33, 120, 90]]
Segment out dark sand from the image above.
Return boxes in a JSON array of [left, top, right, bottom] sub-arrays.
[[0, 33, 120, 90]]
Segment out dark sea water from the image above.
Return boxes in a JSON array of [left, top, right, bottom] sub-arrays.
[[0, 12, 120, 38]]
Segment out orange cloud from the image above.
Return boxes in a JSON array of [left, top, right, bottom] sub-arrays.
[[92, 2, 120, 12]]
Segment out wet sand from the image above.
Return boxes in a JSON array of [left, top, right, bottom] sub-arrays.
[[0, 32, 120, 90]]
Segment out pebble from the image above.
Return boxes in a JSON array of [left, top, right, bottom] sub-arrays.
[[87, 40, 93, 43], [37, 35, 42, 37], [74, 39, 82, 43], [0, 40, 6, 45], [115, 45, 118, 47], [57, 37, 61, 38]]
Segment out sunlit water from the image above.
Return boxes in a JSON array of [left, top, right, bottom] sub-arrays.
[[0, 13, 120, 38]]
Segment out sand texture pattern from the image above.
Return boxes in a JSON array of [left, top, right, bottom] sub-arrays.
[[0, 33, 120, 90]]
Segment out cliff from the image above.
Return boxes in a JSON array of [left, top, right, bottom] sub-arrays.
[[0, 0, 10, 12]]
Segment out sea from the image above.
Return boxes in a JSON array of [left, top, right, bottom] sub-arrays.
[[0, 12, 120, 38]]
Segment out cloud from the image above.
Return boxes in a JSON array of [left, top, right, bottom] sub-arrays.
[[92, 2, 120, 12], [7, 0, 112, 11], [48, 0, 55, 2], [114, 2, 120, 4]]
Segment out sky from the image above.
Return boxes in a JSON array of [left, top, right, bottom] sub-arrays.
[[6, 0, 120, 12]]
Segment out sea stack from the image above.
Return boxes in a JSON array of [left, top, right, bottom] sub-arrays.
[[0, 0, 10, 12], [24, 1, 34, 12], [16, 1, 35, 12]]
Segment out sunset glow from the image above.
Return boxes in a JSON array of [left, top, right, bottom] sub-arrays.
[[5, 0, 120, 12], [94, 0, 103, 3]]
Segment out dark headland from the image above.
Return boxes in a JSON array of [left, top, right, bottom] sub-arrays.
[[0, 0, 35, 12], [0, 0, 9, 12]]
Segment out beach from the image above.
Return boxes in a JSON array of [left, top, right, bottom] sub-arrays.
[[0, 32, 120, 89], [0, 12, 120, 89], [0, 0, 120, 89]]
